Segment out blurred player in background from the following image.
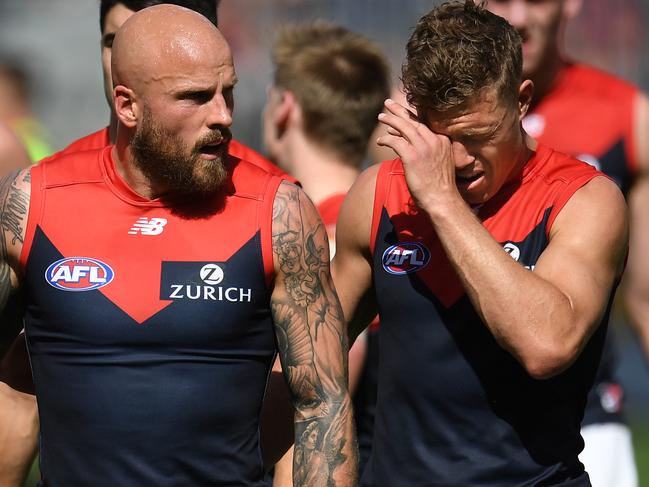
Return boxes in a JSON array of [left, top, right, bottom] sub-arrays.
[[261, 22, 390, 485], [0, 123, 30, 176], [0, 58, 52, 162]]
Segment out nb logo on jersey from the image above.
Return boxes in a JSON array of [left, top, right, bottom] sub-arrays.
[[128, 217, 168, 236], [382, 242, 430, 275], [45, 257, 114, 292]]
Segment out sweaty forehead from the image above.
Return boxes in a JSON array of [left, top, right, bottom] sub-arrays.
[[427, 89, 509, 134]]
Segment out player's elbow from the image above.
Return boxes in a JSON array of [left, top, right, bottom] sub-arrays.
[[520, 339, 581, 380]]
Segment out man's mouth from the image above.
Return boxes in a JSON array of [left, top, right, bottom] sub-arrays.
[[198, 132, 231, 158], [456, 172, 484, 188], [200, 142, 224, 155]]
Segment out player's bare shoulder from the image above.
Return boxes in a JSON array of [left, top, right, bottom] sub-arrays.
[[0, 167, 32, 268], [550, 174, 628, 275], [272, 179, 325, 243], [336, 162, 381, 253]]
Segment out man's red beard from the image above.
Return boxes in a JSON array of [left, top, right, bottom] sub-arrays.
[[132, 108, 231, 197]]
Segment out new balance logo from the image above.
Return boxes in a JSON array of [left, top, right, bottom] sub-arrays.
[[128, 217, 168, 236]]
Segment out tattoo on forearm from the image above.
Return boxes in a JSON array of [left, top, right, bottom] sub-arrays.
[[272, 184, 356, 486]]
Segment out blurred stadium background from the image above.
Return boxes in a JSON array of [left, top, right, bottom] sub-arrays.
[[0, 0, 646, 485]]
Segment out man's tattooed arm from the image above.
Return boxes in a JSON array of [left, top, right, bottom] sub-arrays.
[[271, 181, 357, 487], [0, 168, 30, 314]]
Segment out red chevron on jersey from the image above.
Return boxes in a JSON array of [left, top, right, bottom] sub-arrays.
[[22, 147, 279, 324], [372, 145, 602, 308]]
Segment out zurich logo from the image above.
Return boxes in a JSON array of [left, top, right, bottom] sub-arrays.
[[45, 257, 114, 292], [199, 263, 224, 285], [382, 242, 430, 275]]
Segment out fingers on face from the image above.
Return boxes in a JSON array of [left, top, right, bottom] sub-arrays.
[[376, 133, 413, 160], [379, 106, 420, 144]]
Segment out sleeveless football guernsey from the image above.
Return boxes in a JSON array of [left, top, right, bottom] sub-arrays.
[[22, 147, 281, 486], [364, 146, 614, 486]]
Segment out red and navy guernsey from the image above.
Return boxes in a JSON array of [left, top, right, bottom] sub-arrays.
[[363, 145, 615, 486], [21, 146, 281, 486]]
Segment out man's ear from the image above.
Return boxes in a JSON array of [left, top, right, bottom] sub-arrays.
[[272, 89, 299, 137], [113, 85, 138, 128], [518, 79, 534, 118]]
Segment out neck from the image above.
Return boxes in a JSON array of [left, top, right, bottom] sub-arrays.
[[517, 132, 537, 174], [112, 133, 164, 200], [528, 48, 567, 107], [108, 113, 118, 144], [276, 132, 361, 205]]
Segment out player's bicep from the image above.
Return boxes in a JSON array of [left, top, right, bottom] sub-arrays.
[[0, 168, 30, 313], [535, 177, 628, 338]]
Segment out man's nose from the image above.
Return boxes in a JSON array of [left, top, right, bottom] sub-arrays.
[[206, 93, 233, 128], [452, 141, 475, 169]]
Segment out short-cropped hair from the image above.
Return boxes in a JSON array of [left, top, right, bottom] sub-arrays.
[[272, 22, 391, 166], [402, 0, 522, 116]]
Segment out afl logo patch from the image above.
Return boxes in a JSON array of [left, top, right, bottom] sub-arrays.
[[45, 257, 114, 292], [382, 242, 430, 275]]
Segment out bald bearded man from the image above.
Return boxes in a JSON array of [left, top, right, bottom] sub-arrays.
[[0, 5, 356, 486]]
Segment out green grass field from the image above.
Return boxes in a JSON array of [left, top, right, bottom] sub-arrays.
[[634, 421, 649, 487]]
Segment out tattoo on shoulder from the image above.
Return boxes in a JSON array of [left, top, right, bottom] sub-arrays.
[[0, 169, 30, 307], [271, 183, 354, 486], [0, 170, 30, 246]]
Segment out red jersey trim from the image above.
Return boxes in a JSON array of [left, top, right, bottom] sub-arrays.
[[370, 159, 400, 256], [547, 173, 605, 236], [20, 166, 44, 274]]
